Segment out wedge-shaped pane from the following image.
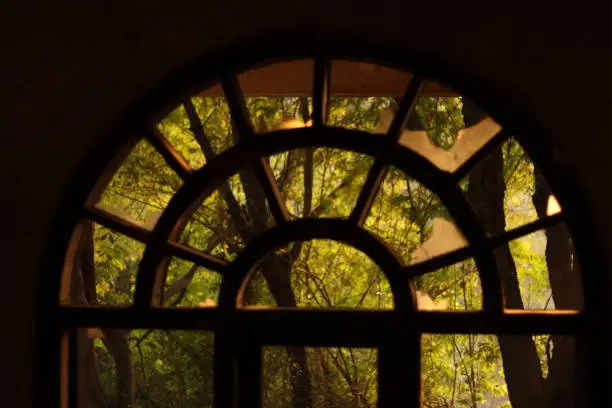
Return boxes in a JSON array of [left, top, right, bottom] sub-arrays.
[[497, 222, 582, 310], [502, 139, 537, 231], [249, 96, 313, 133], [373, 92, 500, 173], [239, 59, 315, 97], [187, 95, 235, 155], [157, 104, 207, 169], [263, 346, 377, 408], [268, 148, 373, 219], [422, 334, 577, 407], [329, 96, 396, 133], [268, 150, 304, 217], [238, 60, 314, 131], [246, 240, 392, 309], [97, 139, 181, 230], [462, 137, 562, 234], [364, 167, 466, 265], [414, 95, 465, 147], [311, 149, 374, 218], [329, 60, 408, 133], [74, 329, 214, 407], [415, 258, 482, 311], [162, 257, 222, 307], [179, 173, 274, 261], [371, 81, 461, 134], [396, 114, 500, 172]]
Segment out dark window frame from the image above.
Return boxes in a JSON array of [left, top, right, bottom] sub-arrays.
[[35, 42, 609, 407]]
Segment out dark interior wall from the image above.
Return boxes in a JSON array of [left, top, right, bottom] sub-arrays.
[[1, 2, 611, 406]]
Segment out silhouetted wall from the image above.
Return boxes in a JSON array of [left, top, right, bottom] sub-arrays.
[[1, 2, 611, 406]]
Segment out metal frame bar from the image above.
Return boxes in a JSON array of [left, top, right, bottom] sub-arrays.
[[312, 58, 331, 127], [253, 157, 290, 224], [349, 77, 424, 226], [452, 128, 511, 182], [58, 308, 585, 338], [216, 218, 412, 310], [144, 127, 193, 180], [83, 206, 230, 272]]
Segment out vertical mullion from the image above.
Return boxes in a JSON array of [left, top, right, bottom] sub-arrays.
[[237, 341, 262, 408], [386, 76, 424, 141], [378, 332, 421, 408], [312, 58, 331, 127], [144, 128, 193, 180], [349, 161, 388, 225], [580, 330, 606, 407], [253, 157, 290, 224], [214, 328, 238, 408], [220, 74, 254, 142]]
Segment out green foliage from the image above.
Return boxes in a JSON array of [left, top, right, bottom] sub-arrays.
[[164, 258, 222, 306], [263, 347, 378, 408], [93, 225, 145, 304], [249, 240, 393, 309], [422, 335, 510, 407], [82, 93, 559, 407]]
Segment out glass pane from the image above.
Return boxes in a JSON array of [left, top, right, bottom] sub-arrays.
[[498, 222, 582, 310], [75, 329, 213, 408], [249, 97, 312, 133], [268, 150, 304, 217], [414, 94, 465, 149], [268, 148, 373, 219], [237, 60, 314, 132], [328, 60, 412, 133], [422, 334, 577, 407], [93, 225, 145, 305], [369, 89, 498, 173], [187, 95, 235, 156], [372, 81, 461, 135], [246, 240, 392, 309], [415, 258, 482, 311], [364, 167, 466, 265], [97, 139, 182, 230], [157, 103, 207, 169], [462, 137, 560, 234], [328, 96, 395, 133], [61, 222, 145, 306], [331, 60, 412, 97], [397, 104, 500, 172], [162, 257, 222, 307], [239, 59, 314, 97], [263, 346, 377, 408], [179, 173, 274, 261]]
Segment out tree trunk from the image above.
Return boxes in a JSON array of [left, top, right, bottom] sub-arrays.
[[75, 222, 135, 408], [462, 99, 545, 408], [533, 169, 582, 407], [100, 330, 135, 408], [186, 99, 313, 407], [70, 227, 106, 408], [239, 162, 313, 408]]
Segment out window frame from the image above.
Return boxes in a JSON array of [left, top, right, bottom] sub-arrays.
[[35, 46, 608, 408]]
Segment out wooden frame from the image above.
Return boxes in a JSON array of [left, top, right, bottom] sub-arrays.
[[35, 45, 609, 407]]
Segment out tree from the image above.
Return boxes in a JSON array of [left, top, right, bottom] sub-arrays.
[[68, 86, 576, 408]]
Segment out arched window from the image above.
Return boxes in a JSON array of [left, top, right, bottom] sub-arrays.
[[41, 56, 600, 408]]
